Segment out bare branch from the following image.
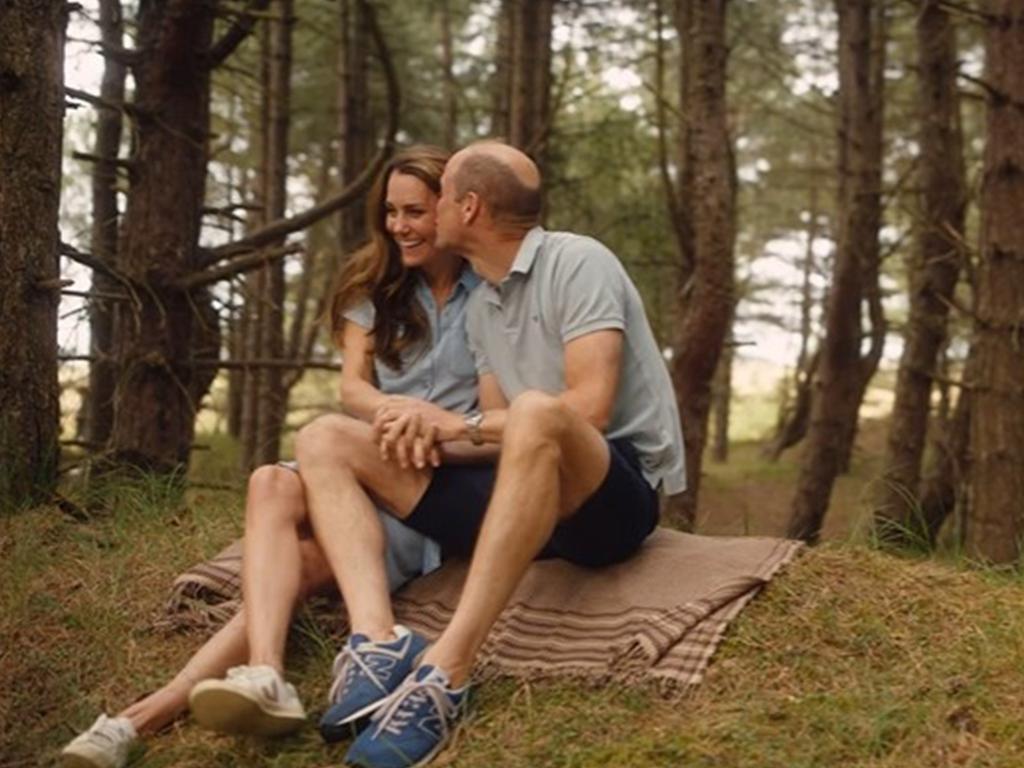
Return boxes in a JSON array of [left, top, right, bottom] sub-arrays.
[[71, 150, 134, 171], [201, 0, 400, 264], [178, 243, 303, 289], [60, 242, 128, 285], [206, 0, 274, 69], [193, 358, 340, 371], [65, 86, 135, 117]]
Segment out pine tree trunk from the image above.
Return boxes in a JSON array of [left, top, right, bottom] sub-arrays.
[[108, 0, 219, 472], [919, 352, 973, 544], [765, 179, 821, 460], [0, 0, 65, 507], [491, 0, 514, 137], [965, 1, 1024, 563], [788, 0, 885, 542], [508, 0, 554, 160], [438, 0, 458, 149], [337, 0, 372, 252], [875, 0, 965, 542], [710, 339, 733, 463], [83, 0, 126, 449], [669, 0, 735, 530], [253, 0, 293, 466]]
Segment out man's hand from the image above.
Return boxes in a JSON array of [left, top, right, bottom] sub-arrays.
[[373, 397, 463, 469]]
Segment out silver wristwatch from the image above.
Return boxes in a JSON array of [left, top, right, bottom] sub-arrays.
[[464, 411, 484, 446]]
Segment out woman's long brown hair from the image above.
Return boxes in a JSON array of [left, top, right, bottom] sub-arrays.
[[328, 145, 450, 371]]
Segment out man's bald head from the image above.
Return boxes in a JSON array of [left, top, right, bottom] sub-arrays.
[[449, 142, 542, 231]]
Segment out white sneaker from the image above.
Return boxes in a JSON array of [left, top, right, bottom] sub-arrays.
[[61, 714, 137, 768], [189, 664, 306, 736]]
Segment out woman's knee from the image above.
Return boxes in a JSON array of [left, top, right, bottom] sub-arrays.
[[245, 464, 305, 527]]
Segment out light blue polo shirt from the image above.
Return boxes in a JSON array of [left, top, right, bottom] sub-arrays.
[[344, 267, 481, 413], [465, 227, 686, 495]]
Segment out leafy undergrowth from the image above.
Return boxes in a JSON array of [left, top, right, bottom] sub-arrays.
[[4, 475, 1024, 768]]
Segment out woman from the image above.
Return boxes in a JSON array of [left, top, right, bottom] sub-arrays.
[[61, 145, 485, 767]]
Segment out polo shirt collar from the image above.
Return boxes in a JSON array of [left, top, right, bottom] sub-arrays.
[[508, 226, 546, 277]]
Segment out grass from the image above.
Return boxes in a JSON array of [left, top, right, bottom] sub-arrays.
[[5, 419, 1024, 767]]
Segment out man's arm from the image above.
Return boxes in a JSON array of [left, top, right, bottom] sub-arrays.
[[435, 329, 624, 443]]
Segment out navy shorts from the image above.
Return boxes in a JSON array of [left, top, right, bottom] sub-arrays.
[[404, 438, 659, 568]]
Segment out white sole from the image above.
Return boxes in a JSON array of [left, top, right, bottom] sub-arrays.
[[189, 682, 306, 737]]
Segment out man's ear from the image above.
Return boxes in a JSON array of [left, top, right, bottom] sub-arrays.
[[462, 191, 481, 224]]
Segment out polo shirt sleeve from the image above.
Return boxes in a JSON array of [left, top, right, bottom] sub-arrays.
[[556, 240, 627, 343], [343, 299, 375, 331], [464, 292, 493, 376]]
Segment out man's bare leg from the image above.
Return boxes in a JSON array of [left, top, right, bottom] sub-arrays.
[[294, 414, 431, 642], [420, 391, 611, 685]]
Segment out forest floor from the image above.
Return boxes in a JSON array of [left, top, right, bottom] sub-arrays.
[[5, 422, 1024, 767]]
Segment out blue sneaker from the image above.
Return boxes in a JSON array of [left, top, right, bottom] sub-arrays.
[[344, 665, 468, 768], [319, 624, 428, 743]]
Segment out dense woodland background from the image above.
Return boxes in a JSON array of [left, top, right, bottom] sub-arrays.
[[2, 0, 1023, 563]]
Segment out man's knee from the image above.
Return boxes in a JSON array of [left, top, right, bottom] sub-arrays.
[[505, 390, 570, 449], [246, 464, 305, 527], [294, 413, 371, 470]]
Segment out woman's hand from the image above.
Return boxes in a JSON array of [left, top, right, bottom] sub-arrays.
[[373, 397, 462, 469]]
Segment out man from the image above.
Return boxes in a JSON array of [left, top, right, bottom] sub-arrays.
[[294, 141, 686, 767]]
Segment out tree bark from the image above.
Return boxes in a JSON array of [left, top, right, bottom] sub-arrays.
[[83, 0, 127, 449], [875, 0, 965, 542], [0, 0, 65, 507], [965, 1, 1024, 563], [337, 0, 373, 252], [491, 0, 514, 137], [669, 0, 735, 530], [508, 0, 555, 162], [107, 0, 220, 472], [252, 0, 293, 467], [788, 0, 886, 542], [919, 352, 973, 544], [709, 338, 734, 463], [438, 0, 458, 149]]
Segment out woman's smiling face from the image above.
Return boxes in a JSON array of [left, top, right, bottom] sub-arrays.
[[384, 171, 439, 268]]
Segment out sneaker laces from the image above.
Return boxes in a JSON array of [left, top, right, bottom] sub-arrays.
[[327, 640, 397, 704], [373, 675, 460, 739]]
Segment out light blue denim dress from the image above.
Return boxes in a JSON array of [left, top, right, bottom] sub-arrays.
[[342, 267, 481, 588]]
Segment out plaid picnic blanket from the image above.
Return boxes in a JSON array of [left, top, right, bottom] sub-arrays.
[[165, 528, 802, 692]]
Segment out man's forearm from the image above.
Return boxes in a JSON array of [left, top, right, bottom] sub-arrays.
[[440, 408, 507, 444]]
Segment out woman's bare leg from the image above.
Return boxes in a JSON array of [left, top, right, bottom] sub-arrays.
[[242, 464, 324, 672], [115, 536, 332, 735]]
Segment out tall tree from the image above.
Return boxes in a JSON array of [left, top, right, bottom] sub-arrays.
[[107, 0, 225, 472], [670, 0, 736, 528], [0, 0, 66, 506], [492, 0, 555, 171], [241, 0, 294, 470], [438, 0, 459, 148], [337, 0, 373, 251], [82, 0, 127, 449], [788, 0, 887, 542], [875, 0, 965, 543], [965, 0, 1024, 563]]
